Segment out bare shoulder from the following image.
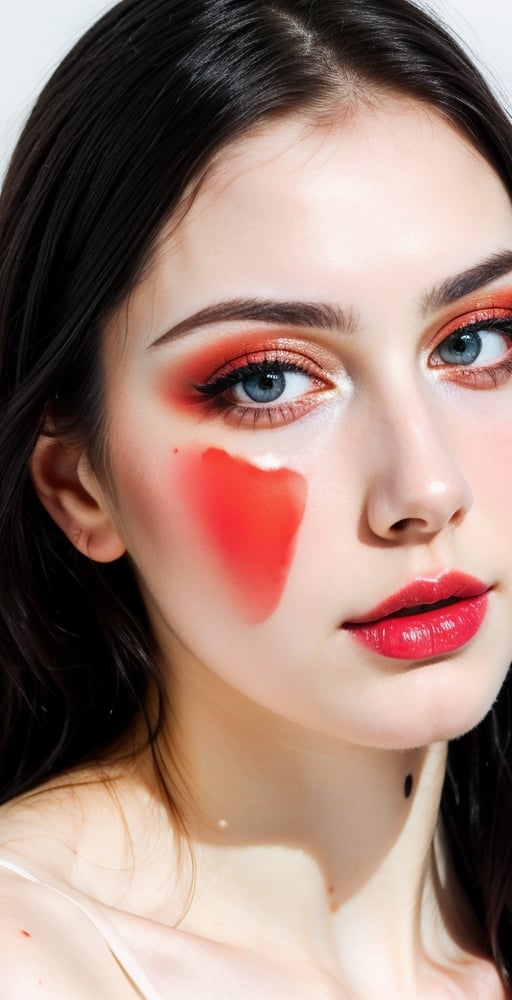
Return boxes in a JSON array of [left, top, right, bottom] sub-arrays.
[[0, 869, 139, 999]]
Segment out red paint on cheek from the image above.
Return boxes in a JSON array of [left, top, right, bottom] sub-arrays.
[[183, 448, 307, 623]]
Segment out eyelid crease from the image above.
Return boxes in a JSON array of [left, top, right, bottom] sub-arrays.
[[193, 353, 329, 396], [432, 310, 512, 345], [193, 359, 309, 394]]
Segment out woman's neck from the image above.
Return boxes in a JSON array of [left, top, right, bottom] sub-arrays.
[[0, 660, 486, 995], [151, 655, 471, 992]]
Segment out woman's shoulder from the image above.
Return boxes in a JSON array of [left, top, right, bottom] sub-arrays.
[[0, 863, 140, 998], [0, 771, 164, 999]]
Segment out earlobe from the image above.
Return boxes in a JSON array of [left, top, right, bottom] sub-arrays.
[[30, 434, 126, 563]]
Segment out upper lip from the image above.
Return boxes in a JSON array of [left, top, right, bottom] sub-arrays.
[[344, 571, 491, 626]]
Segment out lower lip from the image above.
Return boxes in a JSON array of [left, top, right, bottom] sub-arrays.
[[344, 593, 489, 660]]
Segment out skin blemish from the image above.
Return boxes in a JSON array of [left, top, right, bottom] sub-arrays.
[[404, 774, 414, 799], [182, 447, 307, 622], [20, 929, 31, 938]]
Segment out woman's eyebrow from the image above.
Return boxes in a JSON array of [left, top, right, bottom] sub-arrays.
[[149, 250, 512, 348], [149, 298, 356, 346], [422, 249, 512, 313]]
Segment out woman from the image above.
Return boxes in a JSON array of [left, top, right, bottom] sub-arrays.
[[0, 0, 511, 995]]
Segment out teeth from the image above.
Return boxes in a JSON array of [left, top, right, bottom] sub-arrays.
[[390, 596, 460, 619]]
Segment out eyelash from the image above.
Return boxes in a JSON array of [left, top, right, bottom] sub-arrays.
[[193, 350, 331, 428]]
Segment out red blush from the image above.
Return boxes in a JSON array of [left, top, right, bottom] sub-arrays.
[[182, 448, 307, 623]]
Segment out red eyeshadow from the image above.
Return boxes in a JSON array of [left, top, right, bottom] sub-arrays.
[[182, 448, 307, 622], [437, 288, 512, 337], [158, 332, 330, 411], [161, 335, 280, 408], [471, 288, 512, 310], [439, 308, 512, 341]]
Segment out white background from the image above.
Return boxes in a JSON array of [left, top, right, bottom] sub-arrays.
[[1, 0, 512, 182]]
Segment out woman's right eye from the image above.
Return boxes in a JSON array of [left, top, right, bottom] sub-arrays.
[[189, 351, 335, 428], [197, 360, 321, 405]]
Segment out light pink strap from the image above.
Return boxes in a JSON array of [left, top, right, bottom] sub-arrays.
[[0, 853, 164, 1000]]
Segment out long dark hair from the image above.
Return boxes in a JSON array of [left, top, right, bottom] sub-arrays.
[[1, 0, 512, 984]]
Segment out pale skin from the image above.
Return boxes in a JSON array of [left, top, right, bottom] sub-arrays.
[[0, 94, 512, 996]]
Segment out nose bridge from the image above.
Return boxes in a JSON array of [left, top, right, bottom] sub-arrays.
[[364, 373, 472, 541]]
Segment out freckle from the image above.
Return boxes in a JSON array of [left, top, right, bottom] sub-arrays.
[[404, 773, 414, 799], [328, 885, 334, 894], [20, 929, 31, 937]]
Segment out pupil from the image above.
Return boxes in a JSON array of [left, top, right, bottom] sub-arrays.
[[453, 333, 473, 355], [243, 369, 286, 402], [440, 330, 481, 365]]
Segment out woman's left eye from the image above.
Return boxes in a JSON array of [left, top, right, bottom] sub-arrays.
[[434, 327, 508, 365], [430, 317, 512, 387]]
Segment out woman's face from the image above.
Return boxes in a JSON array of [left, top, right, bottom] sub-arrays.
[[100, 98, 512, 749]]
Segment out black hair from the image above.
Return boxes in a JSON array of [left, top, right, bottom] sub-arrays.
[[1, 0, 512, 985]]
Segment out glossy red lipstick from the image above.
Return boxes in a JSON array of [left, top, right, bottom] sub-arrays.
[[343, 573, 490, 660]]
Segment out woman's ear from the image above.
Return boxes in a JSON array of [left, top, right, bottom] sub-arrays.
[[31, 433, 126, 563]]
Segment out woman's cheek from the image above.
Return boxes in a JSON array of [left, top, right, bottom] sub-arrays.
[[179, 447, 307, 623]]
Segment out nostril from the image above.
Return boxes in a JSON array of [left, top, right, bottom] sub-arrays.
[[389, 505, 466, 535], [390, 517, 422, 532], [366, 467, 472, 541], [449, 506, 467, 527]]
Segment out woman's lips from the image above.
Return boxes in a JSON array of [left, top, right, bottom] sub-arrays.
[[342, 572, 490, 660]]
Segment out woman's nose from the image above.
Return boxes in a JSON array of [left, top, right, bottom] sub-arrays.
[[363, 389, 473, 544]]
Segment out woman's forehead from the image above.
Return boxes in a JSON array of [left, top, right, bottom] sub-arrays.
[[108, 98, 511, 355]]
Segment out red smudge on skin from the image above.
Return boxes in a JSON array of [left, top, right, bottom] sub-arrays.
[[182, 447, 307, 622], [20, 929, 31, 938]]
